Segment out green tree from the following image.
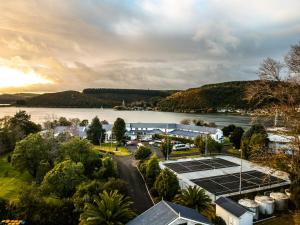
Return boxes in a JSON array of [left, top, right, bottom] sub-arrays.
[[87, 117, 106, 145], [229, 127, 244, 149], [145, 154, 161, 187], [103, 178, 128, 195], [160, 139, 172, 160], [174, 186, 211, 214], [12, 133, 50, 178], [80, 119, 89, 126], [60, 138, 101, 177], [195, 135, 223, 154], [41, 160, 87, 198], [0, 111, 41, 154], [134, 146, 151, 160], [222, 124, 236, 137], [58, 117, 72, 126], [154, 168, 179, 201], [241, 124, 268, 159], [112, 118, 126, 146], [73, 180, 104, 213], [80, 190, 136, 225], [95, 156, 118, 179], [16, 185, 78, 225]]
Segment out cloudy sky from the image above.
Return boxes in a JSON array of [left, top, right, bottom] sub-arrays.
[[0, 0, 299, 93]]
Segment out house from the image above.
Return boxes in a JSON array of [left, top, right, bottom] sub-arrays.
[[126, 200, 211, 225], [215, 197, 253, 225]]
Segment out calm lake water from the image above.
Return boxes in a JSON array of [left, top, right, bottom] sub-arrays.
[[0, 107, 251, 128]]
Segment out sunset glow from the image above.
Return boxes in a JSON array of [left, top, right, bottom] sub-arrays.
[[0, 66, 52, 88]]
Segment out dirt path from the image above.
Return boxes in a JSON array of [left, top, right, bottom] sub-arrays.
[[114, 155, 154, 214]]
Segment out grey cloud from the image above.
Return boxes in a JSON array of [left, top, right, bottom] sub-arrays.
[[0, 0, 299, 93]]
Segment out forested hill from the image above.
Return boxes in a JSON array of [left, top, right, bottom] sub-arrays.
[[157, 81, 258, 112], [13, 89, 174, 108], [83, 88, 173, 106], [0, 93, 39, 104]]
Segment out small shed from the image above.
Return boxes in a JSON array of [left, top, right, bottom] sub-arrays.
[[215, 197, 253, 225]]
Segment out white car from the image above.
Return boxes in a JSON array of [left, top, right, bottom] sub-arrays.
[[172, 144, 190, 151], [137, 143, 145, 148]]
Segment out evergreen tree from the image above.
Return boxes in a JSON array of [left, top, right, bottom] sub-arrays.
[[87, 117, 106, 145], [112, 118, 126, 146]]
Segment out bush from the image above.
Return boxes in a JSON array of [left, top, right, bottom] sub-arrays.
[[154, 168, 179, 201], [134, 146, 151, 160], [103, 178, 128, 195]]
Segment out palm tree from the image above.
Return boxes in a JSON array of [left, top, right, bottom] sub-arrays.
[[80, 190, 136, 225], [173, 186, 211, 214]]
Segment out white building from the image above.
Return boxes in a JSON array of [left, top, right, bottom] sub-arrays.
[[268, 133, 294, 155], [103, 123, 223, 142], [215, 197, 253, 225]]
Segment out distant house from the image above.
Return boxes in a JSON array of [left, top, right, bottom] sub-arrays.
[[126, 200, 211, 225], [53, 126, 87, 139], [215, 197, 253, 225]]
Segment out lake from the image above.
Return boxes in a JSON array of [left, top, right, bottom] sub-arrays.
[[0, 107, 251, 128]]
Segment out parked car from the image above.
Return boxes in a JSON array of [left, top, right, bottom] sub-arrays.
[[172, 144, 190, 151], [137, 142, 145, 148]]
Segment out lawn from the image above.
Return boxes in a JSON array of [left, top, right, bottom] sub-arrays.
[[171, 148, 200, 156], [0, 154, 32, 202], [93, 143, 130, 156]]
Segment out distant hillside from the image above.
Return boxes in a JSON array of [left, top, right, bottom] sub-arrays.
[[19, 91, 108, 108], [157, 81, 258, 112], [83, 88, 173, 106], [16, 88, 174, 108], [0, 93, 39, 104]]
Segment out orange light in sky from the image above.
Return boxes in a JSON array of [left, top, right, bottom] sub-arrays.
[[0, 66, 52, 88]]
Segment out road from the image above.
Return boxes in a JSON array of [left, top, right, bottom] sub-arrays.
[[114, 154, 154, 214]]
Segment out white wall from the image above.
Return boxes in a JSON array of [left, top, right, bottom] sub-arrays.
[[216, 205, 253, 225]]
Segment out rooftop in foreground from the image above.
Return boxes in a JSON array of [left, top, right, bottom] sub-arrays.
[[160, 156, 290, 201]]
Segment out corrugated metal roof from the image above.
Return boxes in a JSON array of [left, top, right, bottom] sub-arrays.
[[215, 197, 249, 218], [126, 201, 178, 225], [165, 201, 211, 224], [126, 200, 211, 225]]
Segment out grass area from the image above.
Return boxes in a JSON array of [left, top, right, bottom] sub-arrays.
[[93, 143, 130, 156], [226, 148, 241, 157], [171, 148, 200, 156], [258, 211, 300, 225], [0, 154, 32, 202]]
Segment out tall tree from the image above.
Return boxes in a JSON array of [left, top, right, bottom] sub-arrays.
[[145, 154, 161, 187], [222, 124, 236, 137], [174, 186, 211, 214], [87, 117, 106, 145], [154, 168, 179, 201], [80, 190, 136, 225], [112, 118, 126, 146], [160, 139, 172, 160], [229, 127, 244, 149], [245, 42, 300, 208], [241, 124, 268, 159]]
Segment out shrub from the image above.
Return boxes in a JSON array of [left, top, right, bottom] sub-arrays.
[[134, 146, 151, 160]]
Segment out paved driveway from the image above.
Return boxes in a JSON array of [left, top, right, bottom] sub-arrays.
[[114, 155, 154, 213]]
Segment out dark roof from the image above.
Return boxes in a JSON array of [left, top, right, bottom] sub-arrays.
[[165, 201, 211, 224], [126, 200, 211, 225], [215, 197, 249, 218]]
